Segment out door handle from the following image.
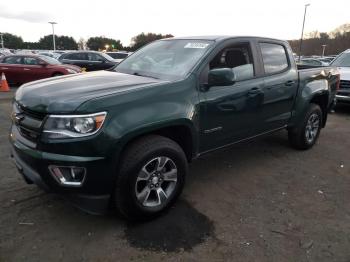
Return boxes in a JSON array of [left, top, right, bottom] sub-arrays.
[[23, 68, 30, 71], [247, 87, 263, 95], [285, 80, 295, 86], [1, 67, 9, 70], [218, 102, 236, 112]]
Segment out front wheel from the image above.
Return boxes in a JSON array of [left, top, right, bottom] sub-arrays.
[[288, 103, 322, 150], [115, 135, 188, 220], [52, 73, 63, 77]]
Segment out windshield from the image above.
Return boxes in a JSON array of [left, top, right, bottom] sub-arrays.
[[115, 39, 213, 80], [331, 51, 350, 67], [39, 55, 61, 65], [101, 52, 115, 62]]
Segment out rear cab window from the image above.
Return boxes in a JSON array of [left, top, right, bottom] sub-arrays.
[[259, 43, 289, 74]]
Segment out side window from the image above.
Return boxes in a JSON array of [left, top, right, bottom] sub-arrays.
[[23, 57, 39, 65], [208, 42, 255, 82], [260, 43, 289, 74], [88, 53, 105, 62], [67, 53, 87, 60], [3, 56, 22, 64], [313, 60, 322, 66]]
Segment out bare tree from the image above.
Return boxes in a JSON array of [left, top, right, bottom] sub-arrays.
[[289, 23, 350, 56]]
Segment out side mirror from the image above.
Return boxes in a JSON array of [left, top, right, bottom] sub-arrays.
[[208, 68, 235, 87]]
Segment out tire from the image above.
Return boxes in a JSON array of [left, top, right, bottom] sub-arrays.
[[288, 103, 323, 150], [115, 135, 188, 220], [52, 73, 63, 77]]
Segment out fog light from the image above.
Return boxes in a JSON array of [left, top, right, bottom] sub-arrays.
[[48, 165, 86, 187]]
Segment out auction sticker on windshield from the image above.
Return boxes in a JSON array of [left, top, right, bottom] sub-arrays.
[[184, 43, 210, 49]]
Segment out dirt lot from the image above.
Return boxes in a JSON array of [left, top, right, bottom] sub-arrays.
[[1, 94, 350, 262]]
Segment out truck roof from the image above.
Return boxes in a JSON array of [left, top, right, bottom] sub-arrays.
[[163, 35, 287, 43]]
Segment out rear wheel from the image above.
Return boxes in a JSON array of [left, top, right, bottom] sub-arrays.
[[288, 103, 322, 150], [115, 135, 188, 220]]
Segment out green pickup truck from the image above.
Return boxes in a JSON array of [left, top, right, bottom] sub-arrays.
[[10, 36, 339, 220]]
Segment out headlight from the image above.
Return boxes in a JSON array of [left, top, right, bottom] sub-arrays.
[[66, 68, 78, 74], [42, 112, 107, 139]]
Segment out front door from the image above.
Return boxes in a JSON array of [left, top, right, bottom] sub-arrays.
[[87, 53, 106, 71], [21, 57, 48, 82], [198, 41, 265, 152]]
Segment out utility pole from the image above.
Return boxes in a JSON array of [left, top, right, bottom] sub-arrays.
[[48, 22, 57, 51], [298, 4, 310, 62], [322, 45, 327, 57], [0, 33, 4, 49]]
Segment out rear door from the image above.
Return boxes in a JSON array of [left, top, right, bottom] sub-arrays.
[[258, 41, 299, 131], [0, 56, 23, 84]]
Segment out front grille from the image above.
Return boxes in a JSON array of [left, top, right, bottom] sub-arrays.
[[340, 80, 350, 89], [337, 92, 350, 97], [12, 102, 46, 144]]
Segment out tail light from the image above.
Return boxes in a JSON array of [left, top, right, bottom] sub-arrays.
[[336, 74, 341, 91]]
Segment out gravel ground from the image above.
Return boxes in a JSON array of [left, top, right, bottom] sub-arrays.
[[0, 96, 350, 262]]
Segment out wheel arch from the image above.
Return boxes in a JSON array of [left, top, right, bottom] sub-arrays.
[[115, 120, 198, 166], [309, 92, 329, 127]]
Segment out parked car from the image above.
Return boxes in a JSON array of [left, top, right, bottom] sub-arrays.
[[38, 52, 56, 58], [318, 57, 334, 65], [299, 58, 328, 67], [59, 51, 118, 71], [0, 55, 81, 85], [52, 51, 65, 59], [106, 51, 131, 63], [14, 50, 36, 55], [330, 49, 350, 103], [10, 36, 339, 220], [0, 48, 12, 58], [53, 51, 66, 55]]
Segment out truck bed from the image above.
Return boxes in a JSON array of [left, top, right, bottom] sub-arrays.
[[297, 65, 338, 110]]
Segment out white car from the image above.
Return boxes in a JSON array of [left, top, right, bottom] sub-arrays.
[[331, 49, 350, 103], [299, 58, 329, 67], [0, 48, 12, 57]]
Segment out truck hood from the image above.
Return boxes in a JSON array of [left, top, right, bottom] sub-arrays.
[[337, 67, 350, 81], [15, 71, 165, 114]]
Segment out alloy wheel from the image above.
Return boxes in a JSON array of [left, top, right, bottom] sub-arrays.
[[135, 156, 178, 207], [305, 113, 320, 144]]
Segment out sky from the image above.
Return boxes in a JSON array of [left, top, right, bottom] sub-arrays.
[[0, 0, 349, 46]]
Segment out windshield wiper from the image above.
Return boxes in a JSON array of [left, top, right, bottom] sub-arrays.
[[132, 72, 159, 79]]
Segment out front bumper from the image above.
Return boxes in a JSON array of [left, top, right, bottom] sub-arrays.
[[10, 135, 114, 215]]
